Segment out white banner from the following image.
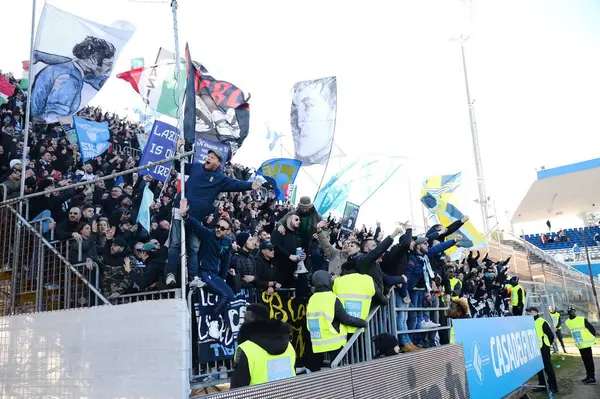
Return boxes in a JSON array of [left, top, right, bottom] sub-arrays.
[[290, 76, 341, 165], [31, 4, 134, 124]]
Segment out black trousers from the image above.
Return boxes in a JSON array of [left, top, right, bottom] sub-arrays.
[[553, 329, 566, 353], [579, 347, 596, 379], [512, 305, 523, 316], [537, 346, 558, 392]]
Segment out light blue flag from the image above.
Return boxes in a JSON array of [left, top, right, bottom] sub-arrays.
[[255, 158, 302, 201], [73, 116, 111, 162], [314, 155, 404, 215], [266, 128, 280, 152], [136, 185, 154, 233]]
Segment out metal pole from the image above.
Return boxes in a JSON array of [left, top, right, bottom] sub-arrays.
[[171, 0, 187, 293], [19, 0, 37, 215], [460, 44, 489, 233], [581, 227, 600, 320], [1, 150, 194, 206]]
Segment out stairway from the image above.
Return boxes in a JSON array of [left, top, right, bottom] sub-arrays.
[[501, 240, 544, 264]]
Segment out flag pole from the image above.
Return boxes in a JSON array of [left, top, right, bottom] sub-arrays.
[[171, 0, 187, 293], [19, 0, 37, 216]]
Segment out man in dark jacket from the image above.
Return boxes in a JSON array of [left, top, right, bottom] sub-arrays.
[[166, 139, 260, 287], [231, 304, 295, 388], [231, 232, 258, 289], [271, 213, 307, 296], [55, 206, 82, 241], [125, 242, 164, 291], [254, 241, 281, 295], [527, 307, 558, 394]]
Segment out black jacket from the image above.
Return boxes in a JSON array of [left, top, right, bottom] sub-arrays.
[[343, 236, 394, 295], [128, 252, 164, 291], [230, 319, 293, 389], [231, 249, 257, 289], [254, 254, 278, 290], [55, 218, 80, 241], [381, 228, 413, 277], [271, 226, 304, 287]]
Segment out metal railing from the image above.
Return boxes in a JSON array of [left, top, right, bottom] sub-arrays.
[[0, 204, 110, 316]]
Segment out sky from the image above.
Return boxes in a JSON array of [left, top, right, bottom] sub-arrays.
[[4, 0, 600, 236]]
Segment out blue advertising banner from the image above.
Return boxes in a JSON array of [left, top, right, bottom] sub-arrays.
[[454, 316, 544, 399], [73, 116, 111, 162], [255, 158, 302, 201], [138, 120, 179, 182], [194, 136, 230, 170]]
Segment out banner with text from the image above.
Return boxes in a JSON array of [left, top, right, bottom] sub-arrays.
[[195, 288, 248, 362], [138, 120, 179, 182], [194, 136, 230, 170], [58, 116, 79, 146], [73, 116, 110, 162], [453, 316, 543, 399]]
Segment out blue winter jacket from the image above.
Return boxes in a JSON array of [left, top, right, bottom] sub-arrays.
[[184, 214, 232, 275], [407, 240, 456, 290], [174, 162, 253, 220]]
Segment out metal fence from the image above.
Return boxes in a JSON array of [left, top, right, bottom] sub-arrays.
[[0, 204, 109, 316], [112, 144, 141, 160]]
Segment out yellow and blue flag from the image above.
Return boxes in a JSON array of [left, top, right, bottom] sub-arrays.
[[422, 172, 461, 203], [256, 158, 302, 201], [421, 191, 486, 253]]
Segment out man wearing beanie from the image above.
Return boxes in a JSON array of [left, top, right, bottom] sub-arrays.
[[231, 232, 259, 289], [373, 333, 401, 358]]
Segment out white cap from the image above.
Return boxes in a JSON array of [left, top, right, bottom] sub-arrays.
[[9, 159, 22, 169]]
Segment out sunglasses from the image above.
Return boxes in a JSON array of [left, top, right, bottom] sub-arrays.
[[216, 225, 229, 231]]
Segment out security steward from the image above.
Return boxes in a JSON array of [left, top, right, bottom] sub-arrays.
[[564, 307, 597, 385], [447, 267, 462, 300], [548, 306, 567, 354], [333, 260, 387, 336], [527, 307, 558, 394], [509, 276, 525, 316], [230, 304, 296, 388], [307, 270, 367, 371]]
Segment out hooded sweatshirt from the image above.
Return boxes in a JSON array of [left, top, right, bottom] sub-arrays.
[[230, 319, 293, 388]]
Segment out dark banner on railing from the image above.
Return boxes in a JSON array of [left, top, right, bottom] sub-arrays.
[[194, 288, 311, 364], [258, 289, 312, 364], [195, 288, 249, 362]]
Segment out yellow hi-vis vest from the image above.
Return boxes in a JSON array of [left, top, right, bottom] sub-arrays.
[[307, 291, 347, 353], [449, 278, 461, 300], [565, 316, 596, 349], [333, 273, 375, 333], [534, 317, 551, 348], [237, 340, 296, 385], [550, 312, 561, 330], [450, 327, 455, 344], [511, 284, 524, 306]]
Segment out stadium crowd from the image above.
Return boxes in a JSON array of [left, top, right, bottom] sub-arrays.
[[1, 70, 526, 382]]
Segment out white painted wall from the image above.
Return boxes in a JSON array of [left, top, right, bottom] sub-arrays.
[[0, 299, 190, 398]]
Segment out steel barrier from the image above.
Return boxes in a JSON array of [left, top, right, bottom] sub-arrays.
[[196, 344, 470, 399]]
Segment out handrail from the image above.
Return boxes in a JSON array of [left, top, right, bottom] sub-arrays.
[[0, 149, 194, 206], [7, 206, 111, 305], [330, 305, 381, 368]]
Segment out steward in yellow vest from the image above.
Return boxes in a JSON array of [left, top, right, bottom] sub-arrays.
[[333, 261, 387, 334], [231, 304, 296, 388], [446, 268, 462, 301], [307, 271, 367, 369], [526, 307, 558, 393], [565, 307, 597, 384], [548, 306, 567, 354], [508, 276, 525, 316]]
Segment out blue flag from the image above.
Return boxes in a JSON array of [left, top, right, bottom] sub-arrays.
[[136, 185, 154, 233], [255, 158, 302, 201], [73, 116, 110, 162], [138, 120, 179, 182], [314, 155, 404, 215]]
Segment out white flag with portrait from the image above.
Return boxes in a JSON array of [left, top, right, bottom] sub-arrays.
[[290, 76, 342, 166], [31, 4, 135, 124]]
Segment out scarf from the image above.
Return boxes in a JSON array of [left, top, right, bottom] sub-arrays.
[[419, 253, 435, 291]]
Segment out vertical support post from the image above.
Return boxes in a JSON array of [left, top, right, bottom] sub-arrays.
[[19, 0, 37, 214], [171, 0, 187, 294], [582, 226, 600, 320]]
